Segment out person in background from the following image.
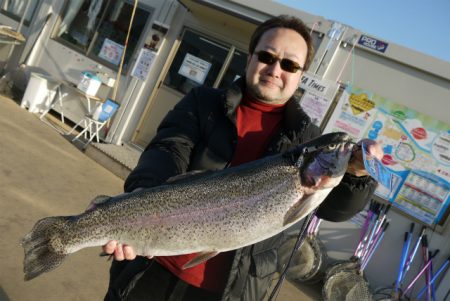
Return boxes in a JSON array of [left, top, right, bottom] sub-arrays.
[[102, 15, 383, 301]]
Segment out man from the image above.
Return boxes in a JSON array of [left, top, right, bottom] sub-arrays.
[[103, 15, 383, 301]]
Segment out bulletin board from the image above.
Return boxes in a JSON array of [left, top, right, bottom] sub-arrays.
[[323, 85, 450, 226]]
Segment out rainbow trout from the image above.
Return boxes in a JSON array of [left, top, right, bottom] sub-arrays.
[[22, 132, 354, 281]]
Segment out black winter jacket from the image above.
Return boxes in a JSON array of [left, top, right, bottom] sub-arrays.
[[123, 78, 377, 301]]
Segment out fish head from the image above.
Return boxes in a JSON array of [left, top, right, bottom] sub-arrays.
[[298, 132, 354, 192]]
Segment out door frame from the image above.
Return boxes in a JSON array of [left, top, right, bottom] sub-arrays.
[[131, 26, 247, 146]]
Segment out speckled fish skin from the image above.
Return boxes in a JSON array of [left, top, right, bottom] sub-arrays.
[[22, 132, 353, 281]]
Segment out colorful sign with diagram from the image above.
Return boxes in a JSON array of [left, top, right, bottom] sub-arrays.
[[324, 85, 450, 225]]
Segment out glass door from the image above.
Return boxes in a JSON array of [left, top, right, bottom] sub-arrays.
[[133, 29, 247, 147]]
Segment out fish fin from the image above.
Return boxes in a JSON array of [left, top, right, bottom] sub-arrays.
[[167, 171, 203, 182], [91, 195, 111, 205], [182, 251, 219, 270], [283, 199, 308, 226], [283, 189, 333, 226], [86, 195, 112, 212], [21, 216, 70, 281]]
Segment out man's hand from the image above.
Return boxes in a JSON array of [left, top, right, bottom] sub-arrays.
[[347, 139, 383, 177], [102, 240, 154, 261]]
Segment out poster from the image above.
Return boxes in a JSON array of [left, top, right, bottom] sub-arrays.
[[99, 38, 124, 66], [324, 85, 450, 224], [299, 91, 333, 126], [178, 53, 211, 85], [299, 72, 339, 127], [131, 48, 156, 81]]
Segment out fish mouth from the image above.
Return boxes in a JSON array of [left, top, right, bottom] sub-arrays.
[[302, 174, 318, 187], [301, 141, 353, 189], [302, 173, 333, 192]]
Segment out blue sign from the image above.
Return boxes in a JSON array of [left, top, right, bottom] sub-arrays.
[[358, 35, 389, 53]]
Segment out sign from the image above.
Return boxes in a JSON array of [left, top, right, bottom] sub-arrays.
[[131, 48, 156, 81], [299, 91, 333, 127], [178, 53, 211, 85], [300, 72, 339, 99], [324, 85, 450, 224], [145, 22, 169, 53], [358, 35, 389, 53], [99, 38, 124, 66], [299, 73, 339, 127]]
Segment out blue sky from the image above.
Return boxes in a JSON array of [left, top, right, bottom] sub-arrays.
[[276, 0, 450, 62]]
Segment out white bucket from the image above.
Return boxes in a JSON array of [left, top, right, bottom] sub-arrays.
[[21, 73, 58, 113]]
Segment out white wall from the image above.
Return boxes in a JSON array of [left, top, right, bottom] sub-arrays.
[[315, 27, 450, 299]]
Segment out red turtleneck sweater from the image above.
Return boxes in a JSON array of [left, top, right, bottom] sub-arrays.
[[156, 94, 285, 292]]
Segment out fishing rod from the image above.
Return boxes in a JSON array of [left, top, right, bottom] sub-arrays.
[[394, 223, 415, 292], [360, 221, 389, 271], [355, 202, 380, 258], [268, 210, 317, 301], [415, 255, 450, 299], [429, 253, 437, 301], [402, 249, 439, 297], [355, 200, 377, 253], [401, 226, 426, 283], [422, 236, 432, 301], [360, 204, 390, 263], [307, 215, 318, 236], [360, 205, 383, 260]]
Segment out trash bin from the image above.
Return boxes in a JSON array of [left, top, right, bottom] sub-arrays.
[[20, 73, 58, 113]]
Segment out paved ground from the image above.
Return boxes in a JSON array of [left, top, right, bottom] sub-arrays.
[[0, 95, 320, 300], [0, 95, 123, 300]]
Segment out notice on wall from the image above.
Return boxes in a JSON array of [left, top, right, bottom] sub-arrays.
[[131, 48, 156, 81], [324, 85, 450, 225], [298, 72, 339, 127], [178, 53, 211, 85], [99, 38, 124, 66], [299, 91, 333, 127]]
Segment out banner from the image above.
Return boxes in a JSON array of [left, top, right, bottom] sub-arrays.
[[324, 85, 450, 224]]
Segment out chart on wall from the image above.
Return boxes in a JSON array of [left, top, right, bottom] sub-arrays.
[[324, 85, 450, 225]]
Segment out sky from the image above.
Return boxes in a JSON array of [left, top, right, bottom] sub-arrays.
[[275, 0, 450, 63]]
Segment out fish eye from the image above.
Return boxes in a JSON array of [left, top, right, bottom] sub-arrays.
[[326, 144, 337, 150]]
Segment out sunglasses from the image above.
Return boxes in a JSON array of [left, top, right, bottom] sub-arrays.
[[255, 50, 303, 73]]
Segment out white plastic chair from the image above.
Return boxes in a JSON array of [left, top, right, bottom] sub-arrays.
[[68, 98, 119, 148]]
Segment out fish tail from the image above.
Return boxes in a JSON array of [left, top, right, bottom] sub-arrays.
[[21, 216, 70, 281]]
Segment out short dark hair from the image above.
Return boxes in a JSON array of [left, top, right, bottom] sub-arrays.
[[249, 15, 314, 71]]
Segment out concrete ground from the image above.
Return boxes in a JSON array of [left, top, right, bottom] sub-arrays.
[[0, 95, 123, 300], [0, 95, 321, 300]]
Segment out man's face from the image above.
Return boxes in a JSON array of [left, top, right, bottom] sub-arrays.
[[245, 27, 308, 105]]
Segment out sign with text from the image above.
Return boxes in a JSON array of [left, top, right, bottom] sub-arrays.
[[131, 48, 156, 81], [324, 85, 450, 224], [299, 91, 333, 127], [99, 38, 124, 66], [358, 35, 389, 53], [299, 73, 338, 99], [178, 53, 211, 85], [299, 73, 339, 127]]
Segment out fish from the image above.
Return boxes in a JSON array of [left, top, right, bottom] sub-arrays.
[[22, 132, 354, 281]]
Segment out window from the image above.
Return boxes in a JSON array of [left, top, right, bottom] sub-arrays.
[[1, 0, 39, 25], [218, 49, 247, 89], [164, 29, 247, 94], [54, 0, 150, 71]]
